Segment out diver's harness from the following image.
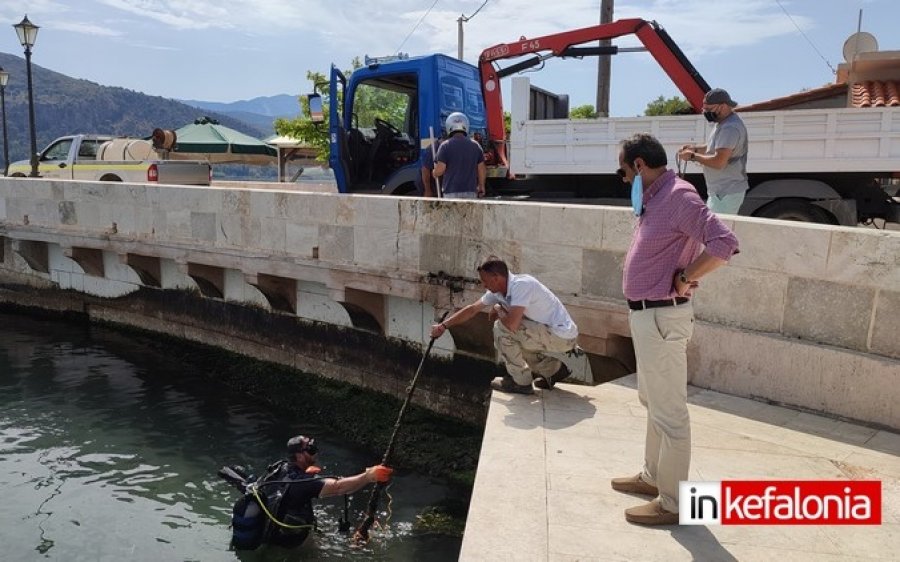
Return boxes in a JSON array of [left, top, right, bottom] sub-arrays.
[[220, 460, 354, 534], [249, 478, 316, 530]]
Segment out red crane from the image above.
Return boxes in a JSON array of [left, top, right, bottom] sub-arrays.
[[478, 18, 710, 170]]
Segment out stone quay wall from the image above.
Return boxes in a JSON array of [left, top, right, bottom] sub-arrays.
[[1, 177, 898, 428]]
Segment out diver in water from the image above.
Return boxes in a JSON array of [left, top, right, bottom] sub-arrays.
[[221, 435, 393, 550]]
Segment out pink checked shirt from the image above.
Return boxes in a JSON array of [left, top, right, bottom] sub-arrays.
[[622, 169, 739, 301]]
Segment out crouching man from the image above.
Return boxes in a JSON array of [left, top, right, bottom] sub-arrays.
[[430, 256, 578, 394]]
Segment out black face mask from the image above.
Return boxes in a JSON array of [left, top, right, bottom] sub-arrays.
[[703, 110, 719, 123]]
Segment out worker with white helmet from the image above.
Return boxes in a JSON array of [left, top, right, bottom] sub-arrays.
[[433, 112, 486, 199]]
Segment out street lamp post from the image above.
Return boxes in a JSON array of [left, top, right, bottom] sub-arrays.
[[13, 15, 40, 178], [0, 67, 9, 176]]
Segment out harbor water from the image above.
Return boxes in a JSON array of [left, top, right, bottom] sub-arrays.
[[0, 313, 462, 561]]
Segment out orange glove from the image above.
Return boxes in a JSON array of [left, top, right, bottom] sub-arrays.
[[366, 464, 393, 483], [305, 465, 322, 475]]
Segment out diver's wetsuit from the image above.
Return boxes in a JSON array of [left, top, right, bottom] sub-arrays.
[[264, 461, 325, 547]]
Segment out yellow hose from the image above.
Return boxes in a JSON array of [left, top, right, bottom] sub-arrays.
[[250, 484, 315, 530]]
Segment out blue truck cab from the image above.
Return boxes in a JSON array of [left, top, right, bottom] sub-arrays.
[[328, 54, 487, 194]]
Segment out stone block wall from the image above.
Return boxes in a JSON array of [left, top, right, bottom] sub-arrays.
[[1, 178, 898, 428]]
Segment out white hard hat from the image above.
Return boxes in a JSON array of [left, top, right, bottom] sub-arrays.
[[445, 112, 469, 135]]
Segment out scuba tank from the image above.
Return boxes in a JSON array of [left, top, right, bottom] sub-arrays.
[[219, 464, 267, 550], [230, 494, 265, 550]]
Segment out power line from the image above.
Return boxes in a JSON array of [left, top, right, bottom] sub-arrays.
[[457, 0, 490, 60], [463, 0, 490, 22], [396, 0, 442, 53], [774, 0, 836, 74]]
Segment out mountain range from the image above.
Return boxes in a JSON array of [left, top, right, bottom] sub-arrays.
[[179, 94, 301, 133], [0, 52, 297, 163]]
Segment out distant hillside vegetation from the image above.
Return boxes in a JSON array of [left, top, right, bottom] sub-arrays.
[[180, 94, 301, 136], [0, 52, 266, 162]]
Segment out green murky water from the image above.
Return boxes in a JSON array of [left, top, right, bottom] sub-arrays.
[[0, 313, 462, 561]]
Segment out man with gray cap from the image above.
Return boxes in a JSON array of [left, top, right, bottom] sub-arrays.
[[678, 88, 749, 215]]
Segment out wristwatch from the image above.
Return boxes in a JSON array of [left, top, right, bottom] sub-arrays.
[[679, 271, 690, 284]]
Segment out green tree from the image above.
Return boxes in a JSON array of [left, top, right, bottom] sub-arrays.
[[569, 104, 598, 119], [275, 58, 409, 163], [644, 96, 694, 116], [274, 69, 330, 162]]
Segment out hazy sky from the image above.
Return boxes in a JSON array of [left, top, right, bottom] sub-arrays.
[[0, 0, 897, 116]]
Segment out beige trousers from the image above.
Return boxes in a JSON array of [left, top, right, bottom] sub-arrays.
[[493, 318, 577, 385], [629, 302, 694, 513]]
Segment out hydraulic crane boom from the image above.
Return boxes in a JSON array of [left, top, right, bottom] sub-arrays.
[[478, 18, 710, 169]]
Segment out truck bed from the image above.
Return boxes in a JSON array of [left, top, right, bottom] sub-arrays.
[[508, 77, 900, 176]]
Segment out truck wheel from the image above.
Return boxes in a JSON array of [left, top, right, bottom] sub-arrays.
[[99, 174, 122, 182], [755, 199, 833, 224], [392, 183, 415, 196]]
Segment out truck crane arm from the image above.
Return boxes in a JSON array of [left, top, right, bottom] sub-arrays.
[[478, 18, 710, 169]]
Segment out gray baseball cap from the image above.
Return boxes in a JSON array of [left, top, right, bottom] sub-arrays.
[[703, 88, 737, 107]]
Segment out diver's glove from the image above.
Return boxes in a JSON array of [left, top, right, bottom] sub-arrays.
[[365, 465, 394, 483]]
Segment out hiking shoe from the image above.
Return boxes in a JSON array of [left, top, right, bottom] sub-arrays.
[[490, 376, 534, 395], [624, 499, 679, 526], [611, 474, 659, 496], [533, 364, 572, 390]]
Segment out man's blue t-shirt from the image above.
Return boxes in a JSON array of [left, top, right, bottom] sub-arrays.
[[415, 144, 438, 196], [435, 134, 484, 195]]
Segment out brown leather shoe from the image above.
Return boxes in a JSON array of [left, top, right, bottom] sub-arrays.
[[490, 376, 534, 395], [624, 499, 679, 526], [611, 474, 659, 496]]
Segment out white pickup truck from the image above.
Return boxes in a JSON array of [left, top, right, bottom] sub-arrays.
[[8, 134, 211, 185], [507, 77, 900, 226]]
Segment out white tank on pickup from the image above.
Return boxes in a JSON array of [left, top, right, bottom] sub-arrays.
[[96, 138, 159, 161]]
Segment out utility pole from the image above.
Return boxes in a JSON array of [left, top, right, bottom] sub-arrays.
[[457, 14, 465, 60], [456, 0, 489, 61], [595, 0, 613, 117]]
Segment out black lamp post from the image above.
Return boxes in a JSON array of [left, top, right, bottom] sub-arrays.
[[13, 15, 39, 178], [0, 67, 8, 176]]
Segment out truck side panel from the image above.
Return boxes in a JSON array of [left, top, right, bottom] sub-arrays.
[[71, 163, 147, 182], [154, 161, 211, 185], [435, 56, 487, 135], [509, 76, 900, 177]]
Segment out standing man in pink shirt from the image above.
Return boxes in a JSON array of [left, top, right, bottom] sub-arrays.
[[612, 133, 739, 525]]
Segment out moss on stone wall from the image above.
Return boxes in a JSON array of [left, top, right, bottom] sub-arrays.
[[154, 335, 483, 487], [0, 285, 486, 488]]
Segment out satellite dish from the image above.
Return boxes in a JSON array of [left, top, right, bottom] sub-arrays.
[[843, 31, 878, 62]]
